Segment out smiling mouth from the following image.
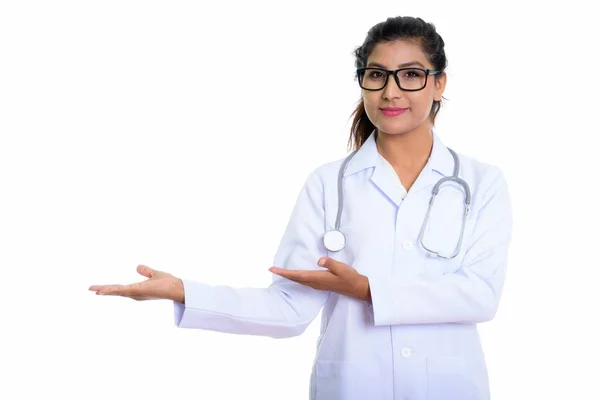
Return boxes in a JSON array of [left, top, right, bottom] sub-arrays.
[[380, 108, 408, 116]]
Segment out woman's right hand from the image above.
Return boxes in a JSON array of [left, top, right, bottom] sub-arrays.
[[89, 265, 185, 303]]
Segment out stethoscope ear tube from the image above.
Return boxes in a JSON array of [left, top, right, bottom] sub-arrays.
[[324, 149, 359, 252]]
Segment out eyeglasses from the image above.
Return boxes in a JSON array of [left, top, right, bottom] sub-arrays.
[[356, 67, 440, 91]]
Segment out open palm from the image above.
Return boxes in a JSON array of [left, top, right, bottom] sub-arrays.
[[89, 265, 184, 303]]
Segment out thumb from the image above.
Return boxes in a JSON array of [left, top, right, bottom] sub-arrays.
[[317, 257, 347, 276], [136, 264, 157, 278]]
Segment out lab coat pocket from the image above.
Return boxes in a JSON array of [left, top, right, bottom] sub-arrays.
[[426, 355, 489, 400], [315, 360, 385, 400]]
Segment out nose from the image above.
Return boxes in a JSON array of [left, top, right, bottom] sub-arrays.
[[382, 73, 403, 100]]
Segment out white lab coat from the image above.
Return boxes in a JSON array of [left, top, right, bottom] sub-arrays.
[[173, 129, 512, 400]]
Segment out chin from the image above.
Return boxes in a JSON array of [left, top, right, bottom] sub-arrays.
[[376, 122, 417, 136], [384, 116, 431, 134]]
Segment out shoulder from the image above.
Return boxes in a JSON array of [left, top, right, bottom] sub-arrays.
[[454, 150, 508, 192], [452, 150, 511, 218], [303, 155, 349, 188]]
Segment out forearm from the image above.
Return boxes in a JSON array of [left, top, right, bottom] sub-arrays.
[[173, 279, 329, 338], [364, 169, 512, 326], [170, 278, 185, 304], [357, 274, 372, 302], [366, 272, 502, 325]]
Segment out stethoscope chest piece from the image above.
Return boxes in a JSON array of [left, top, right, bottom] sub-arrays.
[[323, 229, 346, 252]]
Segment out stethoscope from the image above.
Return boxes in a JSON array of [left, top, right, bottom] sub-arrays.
[[322, 142, 472, 259]]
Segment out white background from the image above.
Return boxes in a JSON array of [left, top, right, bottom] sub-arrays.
[[1, 1, 598, 399]]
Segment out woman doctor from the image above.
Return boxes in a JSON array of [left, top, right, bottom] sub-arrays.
[[89, 16, 512, 400]]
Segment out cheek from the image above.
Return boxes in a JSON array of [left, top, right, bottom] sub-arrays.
[[361, 93, 433, 123], [407, 94, 434, 117], [362, 95, 379, 119]]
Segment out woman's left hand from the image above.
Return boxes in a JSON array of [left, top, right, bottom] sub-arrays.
[[269, 257, 371, 302]]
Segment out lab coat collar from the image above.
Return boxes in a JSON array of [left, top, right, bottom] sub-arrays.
[[342, 128, 456, 206], [429, 129, 455, 177], [343, 128, 454, 177]]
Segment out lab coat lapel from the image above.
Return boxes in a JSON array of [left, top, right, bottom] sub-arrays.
[[370, 155, 405, 207], [343, 129, 378, 178], [342, 129, 455, 207], [405, 132, 455, 198], [343, 130, 405, 207]]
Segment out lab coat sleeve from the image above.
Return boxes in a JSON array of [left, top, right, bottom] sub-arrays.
[[172, 170, 330, 338], [367, 168, 513, 325]]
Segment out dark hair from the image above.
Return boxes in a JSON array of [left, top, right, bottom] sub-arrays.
[[347, 16, 448, 151]]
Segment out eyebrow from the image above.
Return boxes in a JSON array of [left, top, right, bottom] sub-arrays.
[[366, 61, 426, 69]]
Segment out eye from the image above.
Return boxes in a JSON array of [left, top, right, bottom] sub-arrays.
[[368, 70, 384, 79], [402, 69, 425, 79]]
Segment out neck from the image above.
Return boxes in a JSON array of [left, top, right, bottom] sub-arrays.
[[375, 124, 433, 172]]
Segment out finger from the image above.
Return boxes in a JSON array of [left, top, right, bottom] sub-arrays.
[[136, 265, 156, 278], [275, 269, 340, 292], [269, 267, 307, 282], [270, 268, 339, 289], [96, 284, 135, 297], [317, 257, 351, 277], [89, 284, 122, 292]]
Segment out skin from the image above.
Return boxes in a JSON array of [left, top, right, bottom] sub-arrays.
[[89, 265, 186, 303], [88, 39, 446, 305], [364, 39, 447, 191], [271, 40, 446, 300]]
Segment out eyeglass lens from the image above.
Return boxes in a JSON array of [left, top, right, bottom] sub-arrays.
[[360, 68, 428, 90]]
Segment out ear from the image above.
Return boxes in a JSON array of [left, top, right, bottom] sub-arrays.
[[433, 71, 447, 101]]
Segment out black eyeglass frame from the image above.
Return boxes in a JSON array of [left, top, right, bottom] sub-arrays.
[[356, 67, 440, 92]]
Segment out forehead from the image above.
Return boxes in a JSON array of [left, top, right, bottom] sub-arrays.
[[367, 40, 430, 68]]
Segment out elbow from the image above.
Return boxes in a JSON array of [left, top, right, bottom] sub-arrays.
[[473, 298, 500, 323], [456, 287, 501, 323], [267, 306, 314, 338], [471, 277, 504, 323], [268, 287, 322, 338], [268, 322, 310, 339], [474, 307, 496, 323]]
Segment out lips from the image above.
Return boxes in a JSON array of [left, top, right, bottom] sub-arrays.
[[380, 108, 408, 116]]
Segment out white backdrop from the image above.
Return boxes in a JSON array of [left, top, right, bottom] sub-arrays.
[[1, 1, 598, 399]]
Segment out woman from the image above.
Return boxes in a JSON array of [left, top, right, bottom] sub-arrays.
[[90, 16, 512, 400]]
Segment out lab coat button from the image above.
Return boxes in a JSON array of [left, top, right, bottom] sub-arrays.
[[402, 241, 413, 250], [400, 347, 412, 358]]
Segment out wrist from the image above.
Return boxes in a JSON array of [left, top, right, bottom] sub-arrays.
[[170, 278, 185, 304], [357, 275, 371, 302]]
